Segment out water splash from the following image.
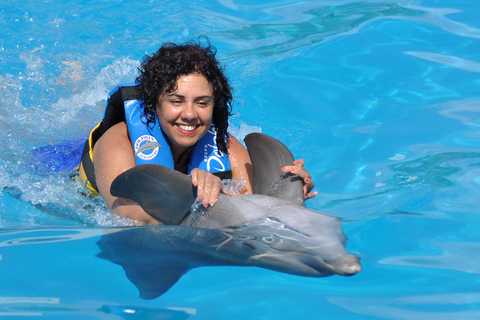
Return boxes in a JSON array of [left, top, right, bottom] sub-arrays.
[[0, 58, 140, 227]]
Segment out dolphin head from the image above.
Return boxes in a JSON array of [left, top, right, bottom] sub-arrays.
[[221, 217, 362, 277]]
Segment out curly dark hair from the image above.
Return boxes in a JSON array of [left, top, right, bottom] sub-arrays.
[[135, 39, 233, 154]]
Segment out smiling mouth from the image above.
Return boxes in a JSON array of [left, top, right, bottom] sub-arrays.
[[176, 124, 199, 133]]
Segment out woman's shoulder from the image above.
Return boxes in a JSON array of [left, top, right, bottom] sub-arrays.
[[94, 121, 132, 156], [226, 133, 253, 193], [103, 121, 129, 141], [226, 133, 245, 153]]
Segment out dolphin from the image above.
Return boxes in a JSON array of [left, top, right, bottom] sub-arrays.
[[97, 133, 361, 299]]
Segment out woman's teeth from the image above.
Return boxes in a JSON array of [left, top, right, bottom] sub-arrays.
[[178, 124, 197, 132]]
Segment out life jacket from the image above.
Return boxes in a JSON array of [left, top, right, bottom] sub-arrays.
[[77, 83, 231, 195]]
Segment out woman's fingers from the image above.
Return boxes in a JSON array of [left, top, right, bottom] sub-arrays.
[[203, 175, 222, 207], [190, 169, 222, 207], [281, 159, 318, 199]]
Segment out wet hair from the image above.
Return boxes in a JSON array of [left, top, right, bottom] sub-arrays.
[[136, 39, 233, 154]]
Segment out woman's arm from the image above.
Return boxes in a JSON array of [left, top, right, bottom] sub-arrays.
[[93, 121, 160, 225], [195, 133, 317, 202]]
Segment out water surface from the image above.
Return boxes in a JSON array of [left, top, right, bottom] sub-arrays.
[[0, 0, 479, 318]]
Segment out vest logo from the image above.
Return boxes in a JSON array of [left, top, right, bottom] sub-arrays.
[[207, 155, 226, 172], [134, 135, 160, 161], [204, 126, 226, 172]]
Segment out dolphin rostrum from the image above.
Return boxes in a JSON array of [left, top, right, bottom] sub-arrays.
[[98, 133, 361, 299]]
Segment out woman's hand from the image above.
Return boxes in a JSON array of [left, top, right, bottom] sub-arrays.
[[190, 168, 223, 207], [281, 159, 318, 200]]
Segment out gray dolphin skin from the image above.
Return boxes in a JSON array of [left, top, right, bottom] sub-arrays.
[[98, 133, 361, 299]]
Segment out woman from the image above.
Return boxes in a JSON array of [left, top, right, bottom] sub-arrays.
[[77, 40, 316, 225]]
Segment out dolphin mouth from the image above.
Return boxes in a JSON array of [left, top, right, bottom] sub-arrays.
[[303, 255, 362, 276], [248, 252, 362, 277], [317, 254, 362, 276]]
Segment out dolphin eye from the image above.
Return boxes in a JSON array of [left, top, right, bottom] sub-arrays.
[[263, 236, 274, 243]]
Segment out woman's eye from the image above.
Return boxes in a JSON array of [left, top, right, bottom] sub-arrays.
[[197, 100, 212, 107]]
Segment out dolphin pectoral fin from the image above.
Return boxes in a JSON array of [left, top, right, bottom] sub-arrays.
[[97, 226, 208, 299], [110, 164, 195, 225], [244, 133, 304, 205], [122, 264, 188, 300]]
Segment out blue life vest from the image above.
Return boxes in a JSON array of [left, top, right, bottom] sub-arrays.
[[122, 89, 231, 175]]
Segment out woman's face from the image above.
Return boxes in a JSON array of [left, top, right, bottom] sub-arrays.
[[156, 73, 214, 155]]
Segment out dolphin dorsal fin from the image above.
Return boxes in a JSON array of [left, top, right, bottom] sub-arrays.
[[110, 164, 195, 225], [244, 133, 304, 206]]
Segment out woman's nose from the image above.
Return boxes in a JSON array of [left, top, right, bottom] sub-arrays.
[[181, 102, 197, 120]]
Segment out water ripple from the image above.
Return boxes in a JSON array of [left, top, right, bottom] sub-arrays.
[[214, 1, 424, 57], [406, 52, 480, 73]]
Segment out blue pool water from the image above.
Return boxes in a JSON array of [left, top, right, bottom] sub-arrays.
[[1, 0, 479, 318]]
